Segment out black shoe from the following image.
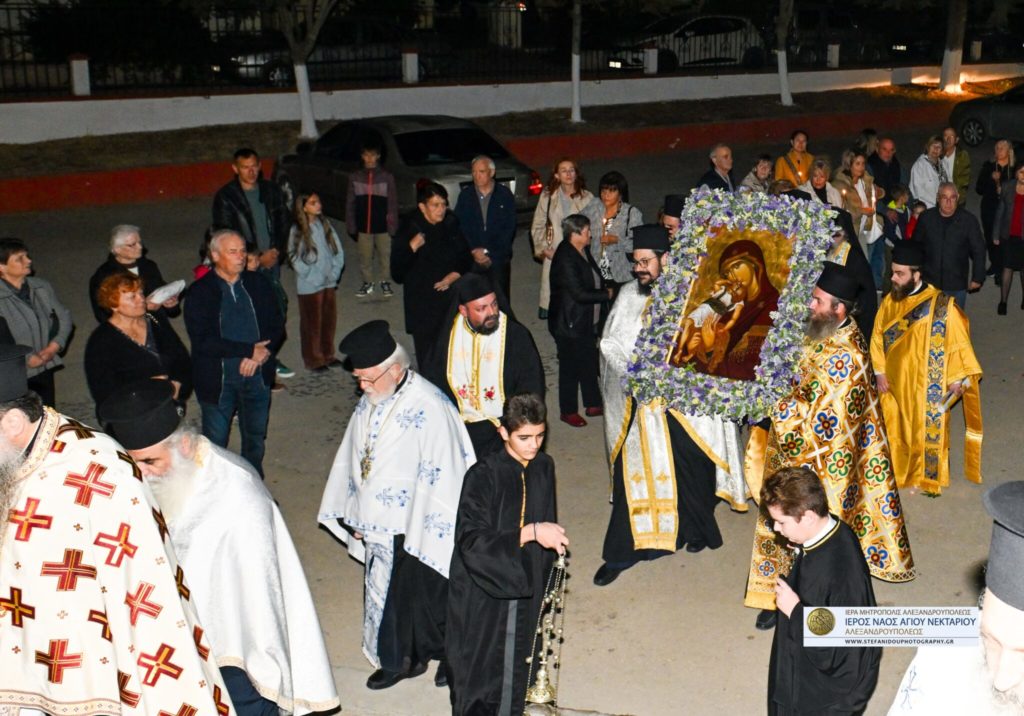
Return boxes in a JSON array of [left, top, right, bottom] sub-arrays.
[[538, 308, 548, 320], [593, 563, 624, 586], [755, 609, 778, 631], [998, 301, 1008, 315], [685, 541, 707, 553], [366, 662, 427, 690], [434, 661, 448, 688]]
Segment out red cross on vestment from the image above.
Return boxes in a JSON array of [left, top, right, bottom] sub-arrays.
[[35, 639, 83, 684], [57, 418, 95, 440], [159, 704, 198, 716], [117, 670, 141, 707], [213, 685, 230, 716], [88, 608, 112, 641], [40, 549, 97, 591], [125, 582, 163, 625], [94, 522, 138, 567], [64, 462, 116, 507], [137, 643, 183, 686], [175, 566, 191, 600], [0, 587, 36, 627], [8, 497, 53, 542], [192, 625, 210, 660]]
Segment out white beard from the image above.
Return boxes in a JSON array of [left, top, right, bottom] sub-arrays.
[[146, 446, 201, 524]]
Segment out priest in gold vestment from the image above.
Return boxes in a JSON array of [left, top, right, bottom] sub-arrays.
[[745, 264, 915, 624], [869, 241, 982, 495]]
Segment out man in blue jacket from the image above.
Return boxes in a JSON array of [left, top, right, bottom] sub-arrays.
[[184, 230, 285, 478], [454, 155, 517, 300]]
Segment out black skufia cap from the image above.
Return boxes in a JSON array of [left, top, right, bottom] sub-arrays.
[[983, 482, 1024, 611], [816, 262, 860, 302], [338, 320, 397, 370], [0, 344, 31, 402], [98, 379, 181, 450], [891, 241, 926, 268], [631, 224, 671, 253], [455, 273, 495, 304], [664, 194, 686, 218]]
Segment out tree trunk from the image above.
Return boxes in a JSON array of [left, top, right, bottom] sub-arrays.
[[775, 0, 794, 106], [294, 63, 318, 139], [939, 0, 968, 92], [570, 0, 582, 123]]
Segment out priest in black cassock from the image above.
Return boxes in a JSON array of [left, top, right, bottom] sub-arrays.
[[762, 466, 881, 716], [446, 393, 568, 716], [826, 209, 878, 339], [422, 273, 545, 457]]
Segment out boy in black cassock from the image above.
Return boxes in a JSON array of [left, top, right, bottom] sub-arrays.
[[446, 393, 569, 716], [763, 466, 881, 716]]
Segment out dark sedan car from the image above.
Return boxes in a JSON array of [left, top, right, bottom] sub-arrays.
[[949, 83, 1024, 147], [272, 115, 542, 221]]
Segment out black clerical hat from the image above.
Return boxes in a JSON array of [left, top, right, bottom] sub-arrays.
[[338, 320, 397, 370], [0, 344, 31, 402], [984, 482, 1024, 611], [663, 194, 686, 218], [632, 224, 671, 253], [816, 262, 859, 302], [891, 241, 925, 268], [98, 379, 181, 450], [456, 273, 495, 304]]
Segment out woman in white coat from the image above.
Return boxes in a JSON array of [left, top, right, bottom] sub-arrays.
[[530, 157, 594, 319]]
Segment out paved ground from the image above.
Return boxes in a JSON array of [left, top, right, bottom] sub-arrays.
[[0, 132, 1017, 715]]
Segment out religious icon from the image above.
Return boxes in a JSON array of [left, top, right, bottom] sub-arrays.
[[667, 229, 792, 381]]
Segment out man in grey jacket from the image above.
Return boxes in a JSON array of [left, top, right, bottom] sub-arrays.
[[911, 182, 986, 308], [0, 238, 72, 406]]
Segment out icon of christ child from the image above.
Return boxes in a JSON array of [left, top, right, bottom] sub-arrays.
[[672, 278, 745, 369]]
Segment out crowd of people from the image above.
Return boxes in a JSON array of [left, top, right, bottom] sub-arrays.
[[0, 117, 1022, 716]]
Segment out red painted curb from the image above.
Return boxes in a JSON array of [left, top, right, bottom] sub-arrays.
[[502, 104, 954, 168], [0, 105, 952, 215]]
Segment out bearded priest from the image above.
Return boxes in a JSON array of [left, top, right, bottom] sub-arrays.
[[99, 379, 340, 716]]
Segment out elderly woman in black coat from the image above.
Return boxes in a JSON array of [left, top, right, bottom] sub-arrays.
[[88, 224, 181, 323], [548, 213, 612, 427], [391, 182, 473, 361]]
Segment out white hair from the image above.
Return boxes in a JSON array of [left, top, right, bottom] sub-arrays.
[[378, 343, 411, 373], [709, 143, 729, 159], [110, 224, 141, 251], [937, 181, 959, 197], [471, 155, 496, 172], [208, 229, 243, 254]]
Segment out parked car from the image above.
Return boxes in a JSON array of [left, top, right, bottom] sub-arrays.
[[607, 15, 766, 73], [788, 4, 886, 66], [949, 83, 1024, 147], [222, 17, 449, 86], [273, 116, 542, 222]]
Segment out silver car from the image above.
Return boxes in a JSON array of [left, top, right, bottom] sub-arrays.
[[607, 15, 766, 73], [949, 83, 1024, 147], [272, 115, 542, 221]]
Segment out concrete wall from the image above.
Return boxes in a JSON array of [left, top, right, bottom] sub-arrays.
[[4, 62, 1022, 144]]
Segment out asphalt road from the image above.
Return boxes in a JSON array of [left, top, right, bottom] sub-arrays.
[[0, 129, 1018, 716]]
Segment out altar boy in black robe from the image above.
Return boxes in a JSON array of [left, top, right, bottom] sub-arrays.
[[446, 393, 569, 716], [761, 466, 881, 716]]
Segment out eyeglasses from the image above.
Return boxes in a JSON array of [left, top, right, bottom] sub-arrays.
[[630, 256, 659, 268], [355, 369, 391, 386]]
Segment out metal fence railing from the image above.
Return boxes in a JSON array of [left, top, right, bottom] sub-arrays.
[[1, 3, 1019, 100]]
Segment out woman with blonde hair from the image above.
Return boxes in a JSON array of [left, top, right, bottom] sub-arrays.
[[288, 192, 345, 372], [832, 149, 885, 285], [800, 159, 844, 207], [530, 157, 594, 319], [977, 139, 1016, 282]]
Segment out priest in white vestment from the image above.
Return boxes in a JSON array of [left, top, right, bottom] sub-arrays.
[[0, 345, 233, 715], [319, 320, 474, 691], [594, 225, 748, 587], [99, 379, 340, 716]]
